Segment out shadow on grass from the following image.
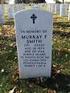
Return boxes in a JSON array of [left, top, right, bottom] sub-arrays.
[[16, 73, 70, 93], [45, 73, 70, 92]]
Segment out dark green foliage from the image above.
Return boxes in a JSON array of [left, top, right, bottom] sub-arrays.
[[15, 0, 45, 3]]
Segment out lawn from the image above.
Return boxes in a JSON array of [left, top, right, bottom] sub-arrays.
[[0, 15, 70, 93]]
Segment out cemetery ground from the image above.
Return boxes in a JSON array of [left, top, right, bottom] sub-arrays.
[[0, 16, 70, 93]]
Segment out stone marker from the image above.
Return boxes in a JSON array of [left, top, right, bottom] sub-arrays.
[[8, 5, 14, 19], [60, 4, 69, 17], [47, 4, 55, 14], [51, 4, 56, 13], [65, 4, 69, 17], [47, 4, 51, 12], [55, 4, 60, 14], [60, 4, 65, 16], [0, 5, 4, 24], [15, 9, 53, 78], [50, 4, 55, 13], [68, 4, 70, 20]]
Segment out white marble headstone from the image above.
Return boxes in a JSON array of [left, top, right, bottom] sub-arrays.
[[47, 4, 51, 12], [50, 4, 55, 13], [15, 9, 53, 78], [60, 4, 69, 17], [52, 4, 56, 13], [68, 5, 70, 20], [55, 4, 60, 14], [8, 5, 14, 19], [0, 5, 4, 24], [65, 4, 69, 17], [47, 4, 55, 14]]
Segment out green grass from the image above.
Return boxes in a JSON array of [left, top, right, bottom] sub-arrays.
[[0, 17, 70, 93]]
